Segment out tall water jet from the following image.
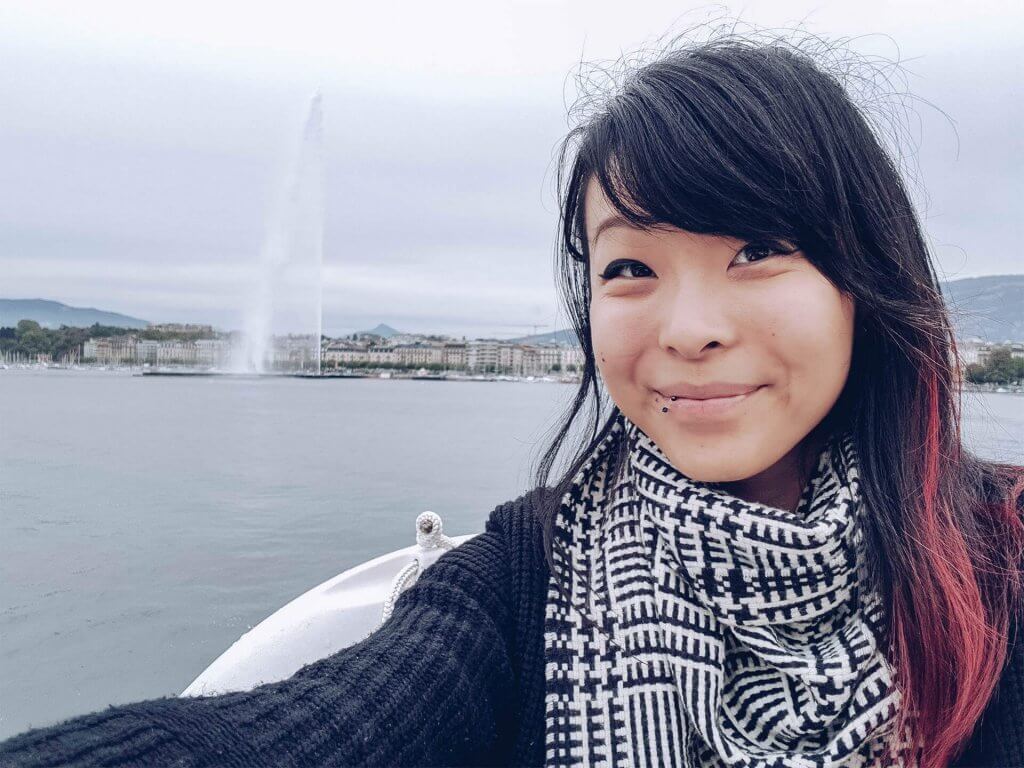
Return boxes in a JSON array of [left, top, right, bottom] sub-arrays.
[[234, 93, 324, 374]]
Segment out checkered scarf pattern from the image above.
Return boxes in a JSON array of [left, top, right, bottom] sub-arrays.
[[543, 412, 907, 767]]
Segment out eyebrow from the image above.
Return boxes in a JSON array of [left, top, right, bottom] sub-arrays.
[[590, 214, 642, 246]]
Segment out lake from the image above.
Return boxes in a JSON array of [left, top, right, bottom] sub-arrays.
[[1, 369, 1021, 739]]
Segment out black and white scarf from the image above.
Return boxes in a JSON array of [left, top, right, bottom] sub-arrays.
[[543, 411, 908, 767]]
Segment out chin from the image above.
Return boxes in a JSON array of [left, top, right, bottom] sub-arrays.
[[678, 464, 756, 483], [660, 442, 765, 483]]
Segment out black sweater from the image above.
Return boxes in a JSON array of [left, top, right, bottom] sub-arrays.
[[1, 486, 1021, 767]]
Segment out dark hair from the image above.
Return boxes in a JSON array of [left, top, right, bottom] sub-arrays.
[[529, 26, 1024, 767]]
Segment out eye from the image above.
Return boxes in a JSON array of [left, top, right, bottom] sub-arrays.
[[731, 240, 799, 266], [598, 259, 654, 281]]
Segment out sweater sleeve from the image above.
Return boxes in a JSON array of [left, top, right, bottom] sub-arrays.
[[0, 501, 520, 768], [952, 600, 1024, 767], [953, 491, 1024, 767]]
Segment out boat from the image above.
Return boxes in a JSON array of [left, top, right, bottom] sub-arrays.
[[181, 511, 477, 697]]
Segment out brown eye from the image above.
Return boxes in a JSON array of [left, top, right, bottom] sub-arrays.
[[732, 240, 799, 266], [599, 260, 654, 280]]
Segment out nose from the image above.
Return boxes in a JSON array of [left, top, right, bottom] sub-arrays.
[[656, 280, 738, 359]]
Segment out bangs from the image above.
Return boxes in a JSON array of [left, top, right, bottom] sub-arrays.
[[568, 46, 838, 260]]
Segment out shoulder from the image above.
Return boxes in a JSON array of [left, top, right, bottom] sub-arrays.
[[484, 485, 551, 546], [481, 485, 553, 600], [954, 490, 1024, 766], [420, 486, 550, 594], [955, 609, 1024, 766]]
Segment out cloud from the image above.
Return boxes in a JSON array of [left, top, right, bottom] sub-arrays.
[[0, 1, 1020, 336]]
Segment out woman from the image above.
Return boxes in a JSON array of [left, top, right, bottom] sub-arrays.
[[2, 28, 1022, 768]]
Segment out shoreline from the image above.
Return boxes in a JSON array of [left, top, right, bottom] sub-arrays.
[[0, 363, 583, 385], [2, 363, 1022, 395]]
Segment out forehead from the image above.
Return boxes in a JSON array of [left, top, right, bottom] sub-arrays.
[[581, 173, 748, 253], [583, 176, 618, 230]]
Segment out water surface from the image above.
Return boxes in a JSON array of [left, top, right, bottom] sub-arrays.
[[0, 370, 1020, 738]]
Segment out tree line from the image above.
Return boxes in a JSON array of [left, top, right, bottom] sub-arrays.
[[964, 347, 1024, 385], [2, 317, 1019, 383], [0, 320, 217, 360]]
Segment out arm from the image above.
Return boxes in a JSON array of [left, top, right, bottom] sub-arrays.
[[0, 517, 517, 768], [953, 489, 1024, 767], [952, 605, 1024, 767]]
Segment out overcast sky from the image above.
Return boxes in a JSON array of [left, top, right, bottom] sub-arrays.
[[1, 0, 1020, 338]]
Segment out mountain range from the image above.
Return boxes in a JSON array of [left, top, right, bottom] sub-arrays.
[[3, 274, 1022, 343], [0, 299, 148, 329], [507, 275, 1024, 345], [939, 274, 1024, 343]]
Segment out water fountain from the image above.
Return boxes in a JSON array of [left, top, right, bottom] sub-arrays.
[[232, 93, 324, 375]]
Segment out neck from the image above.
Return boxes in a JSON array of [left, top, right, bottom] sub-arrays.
[[717, 431, 827, 513]]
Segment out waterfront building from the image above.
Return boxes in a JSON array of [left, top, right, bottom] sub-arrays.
[[394, 342, 445, 367], [156, 341, 198, 364], [442, 343, 467, 369], [148, 323, 214, 335], [322, 342, 362, 365], [136, 340, 159, 364], [560, 346, 583, 372], [957, 338, 988, 366], [195, 339, 231, 366], [366, 345, 398, 365], [83, 336, 138, 364], [466, 340, 500, 372], [302, 332, 582, 375]]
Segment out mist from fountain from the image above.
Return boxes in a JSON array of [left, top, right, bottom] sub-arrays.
[[232, 93, 324, 375]]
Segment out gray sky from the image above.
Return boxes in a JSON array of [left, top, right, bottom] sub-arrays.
[[1, 0, 1021, 339]]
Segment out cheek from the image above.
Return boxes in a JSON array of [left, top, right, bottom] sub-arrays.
[[589, 298, 652, 368], [754, 273, 854, 395]]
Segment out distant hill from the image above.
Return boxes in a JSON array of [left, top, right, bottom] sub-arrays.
[[356, 323, 400, 339], [505, 275, 1024, 346], [7, 275, 1020, 342], [505, 328, 578, 346], [0, 299, 148, 329], [940, 275, 1024, 343]]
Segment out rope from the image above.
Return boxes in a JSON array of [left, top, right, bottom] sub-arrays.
[[380, 511, 456, 624]]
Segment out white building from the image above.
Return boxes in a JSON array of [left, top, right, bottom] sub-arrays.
[[366, 345, 398, 364], [318, 335, 581, 375], [157, 341, 197, 364], [195, 339, 231, 366], [466, 340, 500, 372], [560, 346, 584, 371], [395, 342, 445, 367], [956, 338, 987, 366], [442, 343, 467, 369], [83, 336, 138, 363], [323, 342, 365, 364], [136, 340, 159, 363]]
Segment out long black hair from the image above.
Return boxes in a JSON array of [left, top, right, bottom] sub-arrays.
[[529, 26, 1024, 767]]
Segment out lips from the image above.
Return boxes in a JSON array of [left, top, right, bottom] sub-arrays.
[[656, 385, 764, 420], [655, 382, 762, 400]]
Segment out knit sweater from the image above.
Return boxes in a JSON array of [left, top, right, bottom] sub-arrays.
[[0, 486, 1021, 767]]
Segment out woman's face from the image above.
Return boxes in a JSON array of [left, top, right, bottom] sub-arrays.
[[585, 176, 856, 498]]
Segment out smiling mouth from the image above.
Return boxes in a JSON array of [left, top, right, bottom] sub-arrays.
[[655, 386, 765, 419]]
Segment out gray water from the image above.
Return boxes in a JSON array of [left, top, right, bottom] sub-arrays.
[[0, 370, 1021, 739]]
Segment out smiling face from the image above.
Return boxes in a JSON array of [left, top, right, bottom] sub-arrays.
[[585, 176, 856, 509]]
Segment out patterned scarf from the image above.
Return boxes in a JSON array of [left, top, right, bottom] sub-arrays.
[[543, 411, 908, 767]]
